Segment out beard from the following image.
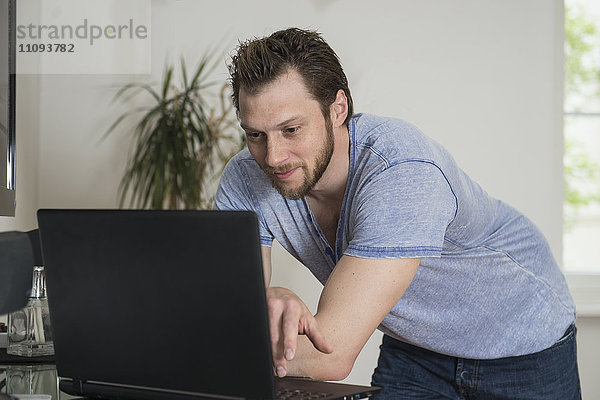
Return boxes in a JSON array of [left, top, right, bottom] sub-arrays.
[[263, 121, 335, 200]]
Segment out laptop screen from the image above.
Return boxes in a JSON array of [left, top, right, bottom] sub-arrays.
[[37, 209, 275, 400]]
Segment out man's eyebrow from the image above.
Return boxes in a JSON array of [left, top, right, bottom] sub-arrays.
[[240, 122, 254, 132], [276, 116, 304, 128], [240, 116, 304, 132]]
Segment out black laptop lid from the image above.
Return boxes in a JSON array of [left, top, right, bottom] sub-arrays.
[[37, 209, 275, 400]]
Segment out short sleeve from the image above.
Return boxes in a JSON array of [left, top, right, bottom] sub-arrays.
[[214, 156, 274, 247], [345, 160, 456, 259]]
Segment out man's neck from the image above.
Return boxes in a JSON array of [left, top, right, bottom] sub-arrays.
[[307, 125, 350, 206]]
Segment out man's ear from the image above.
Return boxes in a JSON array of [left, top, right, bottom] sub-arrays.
[[330, 89, 348, 128]]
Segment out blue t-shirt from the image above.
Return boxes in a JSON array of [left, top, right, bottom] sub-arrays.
[[214, 113, 576, 359]]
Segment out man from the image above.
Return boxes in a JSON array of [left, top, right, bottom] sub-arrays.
[[215, 28, 580, 399]]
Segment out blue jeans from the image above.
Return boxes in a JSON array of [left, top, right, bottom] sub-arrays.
[[371, 325, 581, 399]]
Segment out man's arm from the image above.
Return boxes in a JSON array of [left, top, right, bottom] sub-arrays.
[[261, 244, 334, 373], [261, 245, 272, 287], [268, 255, 420, 381]]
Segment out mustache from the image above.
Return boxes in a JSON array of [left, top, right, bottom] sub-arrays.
[[263, 164, 302, 174]]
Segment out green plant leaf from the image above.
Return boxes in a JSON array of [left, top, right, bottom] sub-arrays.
[[105, 52, 245, 209]]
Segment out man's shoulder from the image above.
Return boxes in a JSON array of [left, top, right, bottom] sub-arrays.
[[351, 113, 441, 164], [223, 148, 262, 177], [216, 148, 286, 214], [352, 113, 421, 138], [220, 148, 273, 193], [228, 147, 255, 165]]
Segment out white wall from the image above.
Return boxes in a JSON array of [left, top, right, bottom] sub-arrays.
[[3, 0, 599, 397], [32, 0, 565, 254]]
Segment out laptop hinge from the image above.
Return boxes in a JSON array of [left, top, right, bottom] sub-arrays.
[[61, 378, 246, 400]]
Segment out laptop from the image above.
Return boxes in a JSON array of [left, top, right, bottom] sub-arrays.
[[37, 209, 380, 400]]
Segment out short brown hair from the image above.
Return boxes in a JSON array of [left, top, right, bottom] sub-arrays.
[[229, 28, 354, 126]]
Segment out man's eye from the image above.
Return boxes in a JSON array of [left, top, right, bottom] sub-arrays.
[[246, 131, 263, 139], [285, 127, 299, 134]]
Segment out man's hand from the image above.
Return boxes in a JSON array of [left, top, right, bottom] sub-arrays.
[[266, 286, 333, 377]]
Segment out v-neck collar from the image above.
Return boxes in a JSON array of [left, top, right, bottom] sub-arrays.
[[302, 118, 357, 265]]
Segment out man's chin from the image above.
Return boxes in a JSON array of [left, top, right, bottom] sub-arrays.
[[271, 181, 311, 200], [274, 186, 306, 200]]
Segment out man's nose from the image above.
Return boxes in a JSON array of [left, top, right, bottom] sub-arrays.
[[265, 135, 289, 167]]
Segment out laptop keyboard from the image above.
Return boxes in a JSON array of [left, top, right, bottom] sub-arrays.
[[276, 388, 332, 399]]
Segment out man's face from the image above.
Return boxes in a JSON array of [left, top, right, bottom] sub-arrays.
[[238, 70, 334, 200]]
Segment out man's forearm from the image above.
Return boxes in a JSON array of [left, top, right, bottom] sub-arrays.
[[285, 324, 354, 381]]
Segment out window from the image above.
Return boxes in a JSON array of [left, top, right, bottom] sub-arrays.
[[563, 0, 600, 275]]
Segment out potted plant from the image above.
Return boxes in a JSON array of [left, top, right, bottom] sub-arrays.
[[105, 55, 245, 209]]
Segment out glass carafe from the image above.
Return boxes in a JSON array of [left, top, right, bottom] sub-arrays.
[[7, 266, 54, 357]]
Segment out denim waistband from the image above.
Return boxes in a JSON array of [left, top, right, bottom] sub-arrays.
[[551, 323, 576, 349], [382, 323, 577, 358]]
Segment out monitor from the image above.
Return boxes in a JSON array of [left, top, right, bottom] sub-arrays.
[[0, 0, 15, 216]]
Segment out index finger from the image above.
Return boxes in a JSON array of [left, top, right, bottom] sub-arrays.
[[281, 306, 301, 361], [268, 301, 288, 376]]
